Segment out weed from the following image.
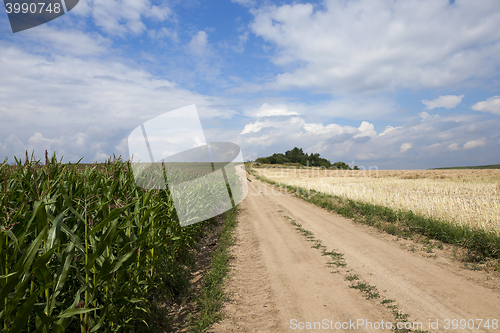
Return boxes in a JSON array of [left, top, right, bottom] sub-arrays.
[[311, 241, 324, 249], [349, 282, 374, 293], [464, 262, 482, 271], [322, 250, 347, 267], [424, 243, 434, 253], [349, 281, 379, 300], [190, 208, 239, 332]]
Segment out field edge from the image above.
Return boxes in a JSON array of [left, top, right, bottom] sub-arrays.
[[251, 171, 500, 267]]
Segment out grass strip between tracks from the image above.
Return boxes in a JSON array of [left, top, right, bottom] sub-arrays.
[[283, 214, 428, 333], [253, 172, 500, 266]]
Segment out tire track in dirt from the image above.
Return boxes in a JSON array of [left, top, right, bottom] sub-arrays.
[[211, 175, 500, 332], [212, 179, 394, 332], [260, 177, 500, 333], [209, 193, 281, 333]]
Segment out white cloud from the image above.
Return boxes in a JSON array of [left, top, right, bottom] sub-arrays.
[[379, 126, 401, 136], [241, 121, 265, 134], [238, 104, 500, 168], [0, 135, 26, 161], [428, 143, 442, 149], [73, 0, 172, 36], [303, 123, 356, 136], [418, 111, 438, 121], [236, 97, 397, 121], [231, 0, 257, 8], [189, 31, 209, 56], [400, 142, 412, 153], [0, 43, 234, 163], [20, 27, 111, 56], [422, 95, 464, 110], [354, 121, 377, 139], [302, 120, 375, 140], [246, 103, 298, 117], [147, 5, 172, 21], [463, 138, 486, 150], [240, 115, 378, 149], [250, 1, 500, 93], [28, 132, 59, 147], [149, 28, 179, 42], [241, 117, 304, 135], [471, 96, 500, 115], [446, 143, 460, 151]]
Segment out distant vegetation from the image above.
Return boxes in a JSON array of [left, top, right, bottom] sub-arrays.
[[431, 164, 500, 170], [254, 147, 357, 170]]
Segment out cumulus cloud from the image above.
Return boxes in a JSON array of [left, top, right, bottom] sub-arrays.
[[250, 1, 500, 93], [422, 95, 464, 110], [0, 43, 234, 163], [189, 31, 209, 56], [74, 0, 172, 36], [463, 138, 486, 150], [400, 142, 412, 153], [240, 115, 376, 143], [303, 122, 356, 137], [354, 121, 377, 139], [241, 117, 304, 135], [238, 106, 500, 169], [471, 96, 500, 115], [379, 126, 401, 136], [147, 5, 172, 21], [20, 27, 111, 56], [237, 97, 397, 121], [446, 143, 460, 151], [246, 103, 298, 117]]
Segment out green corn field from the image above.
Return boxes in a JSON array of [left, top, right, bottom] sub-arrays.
[[0, 152, 218, 332]]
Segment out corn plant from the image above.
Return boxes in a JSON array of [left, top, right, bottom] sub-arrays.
[[0, 152, 211, 332]]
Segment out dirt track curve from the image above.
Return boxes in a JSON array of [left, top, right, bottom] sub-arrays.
[[210, 175, 500, 332]]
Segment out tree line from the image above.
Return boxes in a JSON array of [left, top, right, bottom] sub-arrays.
[[254, 147, 358, 170]]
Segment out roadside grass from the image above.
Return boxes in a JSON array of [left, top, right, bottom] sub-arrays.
[[253, 172, 500, 264], [189, 207, 238, 333], [304, 191, 500, 263]]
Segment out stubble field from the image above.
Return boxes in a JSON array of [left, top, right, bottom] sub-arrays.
[[253, 167, 500, 233]]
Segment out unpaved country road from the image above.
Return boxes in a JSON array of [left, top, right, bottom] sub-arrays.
[[211, 175, 500, 332]]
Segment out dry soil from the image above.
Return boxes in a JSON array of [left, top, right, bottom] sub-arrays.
[[210, 175, 500, 332]]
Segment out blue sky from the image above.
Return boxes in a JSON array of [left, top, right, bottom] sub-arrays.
[[1, 0, 499, 169]]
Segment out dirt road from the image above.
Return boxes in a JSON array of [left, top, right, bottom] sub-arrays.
[[211, 175, 500, 332]]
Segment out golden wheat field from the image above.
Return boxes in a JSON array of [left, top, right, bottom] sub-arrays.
[[253, 167, 500, 233]]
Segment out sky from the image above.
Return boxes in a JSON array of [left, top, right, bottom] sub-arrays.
[[1, 0, 500, 170]]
